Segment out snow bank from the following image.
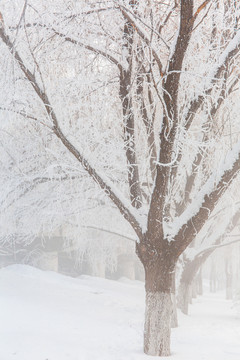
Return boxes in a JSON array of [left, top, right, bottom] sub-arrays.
[[0, 265, 239, 360]]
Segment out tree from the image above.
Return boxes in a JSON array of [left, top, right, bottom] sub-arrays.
[[178, 207, 240, 314], [1, 0, 240, 356]]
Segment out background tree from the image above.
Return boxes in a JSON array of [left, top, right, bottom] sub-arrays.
[[177, 203, 240, 314]]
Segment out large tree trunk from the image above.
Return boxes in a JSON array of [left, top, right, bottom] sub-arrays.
[[225, 258, 233, 300], [143, 262, 173, 356], [196, 267, 203, 295], [191, 280, 197, 299], [171, 267, 178, 328], [210, 259, 217, 292], [117, 254, 135, 280], [177, 254, 209, 314], [144, 291, 172, 356], [177, 281, 191, 315]]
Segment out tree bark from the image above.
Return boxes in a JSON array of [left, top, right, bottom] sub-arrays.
[[196, 267, 203, 295], [171, 292, 178, 328], [142, 259, 174, 356], [225, 258, 233, 300], [119, 3, 142, 209], [177, 256, 204, 314], [177, 281, 191, 315], [144, 291, 172, 356], [210, 259, 217, 292], [170, 267, 178, 328], [191, 281, 197, 299]]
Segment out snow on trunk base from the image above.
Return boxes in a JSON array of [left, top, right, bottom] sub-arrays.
[[144, 291, 172, 356]]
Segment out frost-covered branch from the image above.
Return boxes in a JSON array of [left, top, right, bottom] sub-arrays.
[[83, 225, 136, 243], [173, 142, 240, 255], [146, 0, 195, 240], [52, 29, 123, 71], [185, 29, 240, 130], [9, 20, 123, 71], [195, 237, 240, 260], [118, 4, 164, 75], [0, 18, 143, 240], [0, 175, 78, 213], [190, 0, 211, 26]]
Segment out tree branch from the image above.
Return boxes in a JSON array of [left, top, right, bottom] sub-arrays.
[[0, 175, 78, 213], [196, 237, 240, 260], [173, 144, 240, 256], [52, 29, 123, 71], [118, 5, 164, 76], [185, 29, 240, 130], [0, 20, 143, 240], [190, 0, 211, 27], [146, 1, 195, 241], [9, 21, 123, 71], [83, 225, 136, 242]]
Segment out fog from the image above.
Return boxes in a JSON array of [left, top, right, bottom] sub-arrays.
[[1, 0, 240, 357]]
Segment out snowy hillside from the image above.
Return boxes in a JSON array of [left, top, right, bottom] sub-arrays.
[[0, 265, 240, 360]]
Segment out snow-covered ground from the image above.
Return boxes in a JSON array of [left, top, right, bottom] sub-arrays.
[[0, 265, 240, 360]]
